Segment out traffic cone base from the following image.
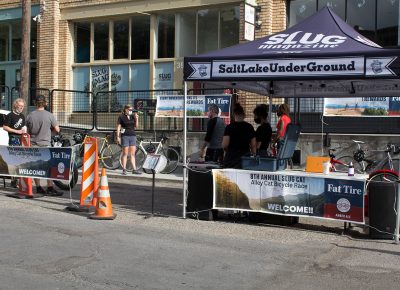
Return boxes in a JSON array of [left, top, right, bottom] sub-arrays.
[[65, 204, 96, 212], [89, 168, 116, 220]]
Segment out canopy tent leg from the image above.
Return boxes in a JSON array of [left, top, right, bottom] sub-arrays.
[[183, 81, 188, 218]]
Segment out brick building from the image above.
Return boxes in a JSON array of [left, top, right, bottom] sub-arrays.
[[1, 1, 400, 154]]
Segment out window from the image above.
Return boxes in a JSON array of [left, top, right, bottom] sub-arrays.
[[131, 64, 150, 90], [154, 62, 174, 89], [31, 20, 37, 60], [75, 22, 90, 63], [377, 0, 399, 46], [197, 9, 219, 54], [220, 6, 240, 49], [11, 22, 21, 61], [347, 0, 376, 40], [157, 14, 175, 58], [176, 11, 196, 57], [289, 0, 400, 47], [318, 0, 345, 18], [113, 20, 129, 59], [111, 65, 128, 91], [131, 15, 150, 59], [289, 0, 317, 27], [0, 24, 9, 61], [94, 22, 109, 60]]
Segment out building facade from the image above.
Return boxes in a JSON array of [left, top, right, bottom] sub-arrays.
[[1, 1, 399, 144]]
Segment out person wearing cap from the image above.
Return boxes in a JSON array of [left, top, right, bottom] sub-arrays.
[[26, 95, 63, 196], [199, 103, 225, 163], [3, 98, 27, 188], [253, 104, 272, 156], [116, 104, 141, 175]]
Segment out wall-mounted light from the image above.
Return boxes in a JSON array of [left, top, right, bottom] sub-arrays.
[[255, 6, 262, 30], [33, 0, 46, 23]]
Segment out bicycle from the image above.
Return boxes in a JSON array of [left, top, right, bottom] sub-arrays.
[[122, 133, 180, 174], [52, 131, 122, 190], [329, 140, 399, 182], [329, 148, 364, 174]]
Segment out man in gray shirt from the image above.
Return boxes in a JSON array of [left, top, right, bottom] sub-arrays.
[[199, 104, 225, 163], [26, 95, 62, 196]]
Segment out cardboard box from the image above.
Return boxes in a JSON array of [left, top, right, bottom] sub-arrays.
[[305, 156, 331, 173]]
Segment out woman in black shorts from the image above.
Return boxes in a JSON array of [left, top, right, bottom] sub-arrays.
[[116, 104, 141, 175]]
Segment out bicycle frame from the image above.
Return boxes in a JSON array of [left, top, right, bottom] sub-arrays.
[[137, 139, 163, 156]]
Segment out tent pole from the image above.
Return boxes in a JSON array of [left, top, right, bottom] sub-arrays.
[[183, 81, 188, 219], [268, 81, 273, 123]]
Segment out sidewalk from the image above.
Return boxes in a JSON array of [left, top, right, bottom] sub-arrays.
[[104, 165, 184, 183]]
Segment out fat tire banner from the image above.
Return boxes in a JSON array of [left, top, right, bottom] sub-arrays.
[[0, 146, 73, 181], [213, 169, 365, 223], [155, 95, 231, 118]]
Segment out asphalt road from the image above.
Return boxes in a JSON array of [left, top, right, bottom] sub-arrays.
[[0, 175, 400, 290]]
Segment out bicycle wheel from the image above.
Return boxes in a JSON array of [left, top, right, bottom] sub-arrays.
[[335, 156, 363, 174], [101, 143, 122, 170], [120, 147, 146, 171], [159, 147, 180, 174], [135, 147, 146, 170], [368, 171, 399, 183]]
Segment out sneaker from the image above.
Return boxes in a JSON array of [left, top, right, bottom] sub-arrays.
[[122, 169, 127, 175], [10, 179, 18, 188], [132, 170, 142, 175], [46, 187, 63, 197], [36, 186, 46, 194]]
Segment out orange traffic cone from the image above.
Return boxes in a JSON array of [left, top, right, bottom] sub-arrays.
[[7, 134, 40, 199], [89, 168, 116, 220]]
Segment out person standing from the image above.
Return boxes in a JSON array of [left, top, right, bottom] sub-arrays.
[[222, 103, 256, 168], [3, 98, 26, 146], [3, 98, 27, 188], [199, 104, 225, 163], [253, 104, 272, 156], [117, 104, 141, 175], [272, 103, 292, 152], [26, 95, 62, 196]]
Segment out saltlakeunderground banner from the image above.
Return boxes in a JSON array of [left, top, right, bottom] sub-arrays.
[[213, 169, 365, 223], [155, 95, 231, 118], [0, 145, 73, 181]]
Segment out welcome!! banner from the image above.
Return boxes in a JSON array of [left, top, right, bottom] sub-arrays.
[[213, 169, 365, 224]]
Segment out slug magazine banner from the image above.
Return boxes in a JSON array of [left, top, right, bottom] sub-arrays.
[[155, 95, 231, 118], [0, 145, 73, 181], [213, 169, 365, 223], [324, 97, 400, 117]]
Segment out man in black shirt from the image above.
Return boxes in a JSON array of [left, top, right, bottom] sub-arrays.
[[253, 104, 272, 156], [4, 98, 26, 146], [199, 104, 225, 163], [3, 98, 26, 188]]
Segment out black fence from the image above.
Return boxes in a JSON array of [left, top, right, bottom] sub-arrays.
[[2, 87, 400, 135], [287, 97, 400, 134], [9, 87, 51, 111], [0, 86, 10, 109]]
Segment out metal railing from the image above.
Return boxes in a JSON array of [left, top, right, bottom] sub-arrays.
[[4, 87, 398, 135]]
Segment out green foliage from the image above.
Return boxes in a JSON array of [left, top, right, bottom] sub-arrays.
[[187, 109, 203, 116], [362, 108, 388, 116]]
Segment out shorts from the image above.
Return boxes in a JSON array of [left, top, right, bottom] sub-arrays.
[[121, 135, 137, 147]]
